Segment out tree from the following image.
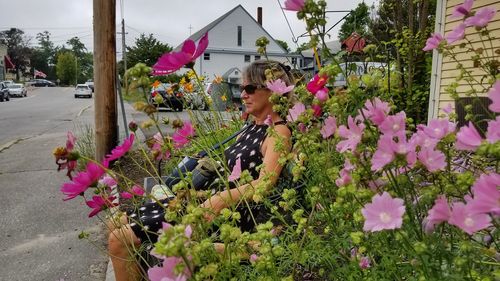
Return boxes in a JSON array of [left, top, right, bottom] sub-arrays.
[[66, 37, 93, 83], [0, 28, 32, 80], [56, 52, 77, 85], [125, 33, 172, 73], [31, 31, 57, 80], [338, 3, 370, 42], [275, 39, 291, 53]]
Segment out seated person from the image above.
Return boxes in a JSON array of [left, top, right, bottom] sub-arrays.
[[108, 60, 295, 281]]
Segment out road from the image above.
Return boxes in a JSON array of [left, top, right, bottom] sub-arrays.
[[0, 87, 107, 281]]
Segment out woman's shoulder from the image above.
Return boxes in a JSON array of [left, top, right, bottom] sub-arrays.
[[271, 122, 292, 139]]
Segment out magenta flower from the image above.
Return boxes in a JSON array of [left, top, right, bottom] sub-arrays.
[[172, 121, 195, 149], [99, 175, 117, 188], [283, 0, 305, 12], [60, 162, 106, 201], [417, 147, 446, 172], [359, 256, 371, 269], [378, 111, 406, 139], [468, 173, 500, 216], [250, 254, 259, 263], [106, 133, 135, 162], [451, 0, 473, 18], [121, 185, 146, 199], [423, 33, 444, 51], [311, 104, 322, 117], [423, 118, 456, 140], [153, 33, 208, 75], [361, 192, 406, 232], [286, 103, 306, 122], [371, 135, 396, 171], [362, 97, 390, 126], [315, 88, 329, 102], [320, 116, 337, 139], [228, 157, 242, 182], [424, 195, 451, 233], [66, 131, 76, 151], [152, 132, 171, 161], [488, 81, 500, 113], [445, 23, 466, 44], [448, 202, 492, 235], [264, 114, 273, 126], [306, 74, 328, 94], [266, 79, 294, 95], [486, 116, 500, 143], [465, 7, 497, 28], [335, 168, 352, 187], [148, 256, 191, 281], [410, 130, 439, 151], [336, 116, 366, 153], [86, 195, 117, 217], [456, 122, 483, 151]]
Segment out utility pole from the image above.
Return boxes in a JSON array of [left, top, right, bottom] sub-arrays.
[[93, 0, 117, 161], [121, 18, 128, 91]]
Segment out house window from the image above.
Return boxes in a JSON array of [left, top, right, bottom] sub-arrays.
[[244, 55, 250, 62], [204, 53, 210, 60], [254, 55, 261, 61], [237, 26, 242, 46], [292, 57, 297, 64]]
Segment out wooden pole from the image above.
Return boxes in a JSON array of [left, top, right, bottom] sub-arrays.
[[93, 0, 117, 162]]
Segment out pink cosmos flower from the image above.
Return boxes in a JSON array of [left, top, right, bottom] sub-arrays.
[[359, 256, 371, 269], [468, 173, 500, 216], [451, 0, 473, 18], [422, 118, 456, 140], [465, 7, 497, 28], [423, 33, 444, 51], [456, 122, 483, 151], [488, 81, 500, 112], [486, 116, 500, 143], [336, 116, 365, 153], [417, 147, 446, 172], [306, 74, 328, 94], [121, 185, 146, 199], [55, 132, 78, 179], [315, 88, 329, 102], [283, 0, 305, 11], [378, 111, 406, 139], [371, 135, 396, 171], [320, 116, 337, 139], [172, 121, 195, 149], [445, 23, 466, 44], [60, 162, 106, 201], [266, 79, 294, 95], [66, 131, 76, 151], [335, 168, 352, 187], [153, 33, 208, 75], [86, 195, 117, 217], [448, 202, 492, 235], [362, 97, 391, 126], [424, 195, 451, 233], [99, 175, 117, 188], [228, 157, 242, 182], [106, 133, 135, 162], [361, 192, 406, 232], [148, 256, 191, 281], [152, 132, 171, 161], [286, 103, 306, 122]]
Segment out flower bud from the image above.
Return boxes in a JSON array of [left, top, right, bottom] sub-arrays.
[[128, 121, 138, 132]]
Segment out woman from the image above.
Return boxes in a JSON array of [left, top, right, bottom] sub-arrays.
[[108, 60, 294, 281]]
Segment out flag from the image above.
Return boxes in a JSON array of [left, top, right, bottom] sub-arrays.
[[34, 68, 47, 78]]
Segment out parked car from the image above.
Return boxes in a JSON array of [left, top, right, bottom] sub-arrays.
[[74, 84, 93, 98], [85, 80, 94, 92], [31, 79, 55, 87], [0, 82, 10, 102], [150, 83, 184, 111], [7, 83, 27, 97]]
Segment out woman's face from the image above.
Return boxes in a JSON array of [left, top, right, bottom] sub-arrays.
[[241, 79, 272, 116]]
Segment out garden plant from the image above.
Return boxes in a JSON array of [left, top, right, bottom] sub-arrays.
[[54, 0, 499, 280]]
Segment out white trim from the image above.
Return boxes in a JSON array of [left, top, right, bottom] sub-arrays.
[[428, 0, 447, 122]]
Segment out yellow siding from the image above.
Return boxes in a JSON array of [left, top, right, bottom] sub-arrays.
[[435, 0, 500, 116]]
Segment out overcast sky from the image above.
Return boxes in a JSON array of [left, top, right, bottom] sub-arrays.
[[0, 0, 368, 54]]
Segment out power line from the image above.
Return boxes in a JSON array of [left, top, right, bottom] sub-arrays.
[[276, 0, 300, 49]]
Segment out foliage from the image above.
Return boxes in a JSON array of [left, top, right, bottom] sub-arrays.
[[338, 2, 371, 42], [0, 28, 32, 80], [66, 37, 93, 83], [275, 39, 291, 53], [56, 52, 77, 85], [125, 33, 173, 74], [30, 31, 57, 80]]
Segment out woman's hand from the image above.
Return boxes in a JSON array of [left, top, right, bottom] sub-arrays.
[[200, 192, 227, 222]]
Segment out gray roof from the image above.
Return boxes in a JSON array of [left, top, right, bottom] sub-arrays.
[[221, 67, 241, 79], [301, 40, 341, 57], [175, 5, 289, 54]]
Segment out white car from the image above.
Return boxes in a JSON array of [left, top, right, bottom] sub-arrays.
[[74, 84, 92, 98], [7, 83, 27, 97]]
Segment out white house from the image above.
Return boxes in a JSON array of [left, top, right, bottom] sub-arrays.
[[177, 5, 302, 85]]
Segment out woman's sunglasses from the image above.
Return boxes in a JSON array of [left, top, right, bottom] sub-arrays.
[[239, 84, 267, 94]]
